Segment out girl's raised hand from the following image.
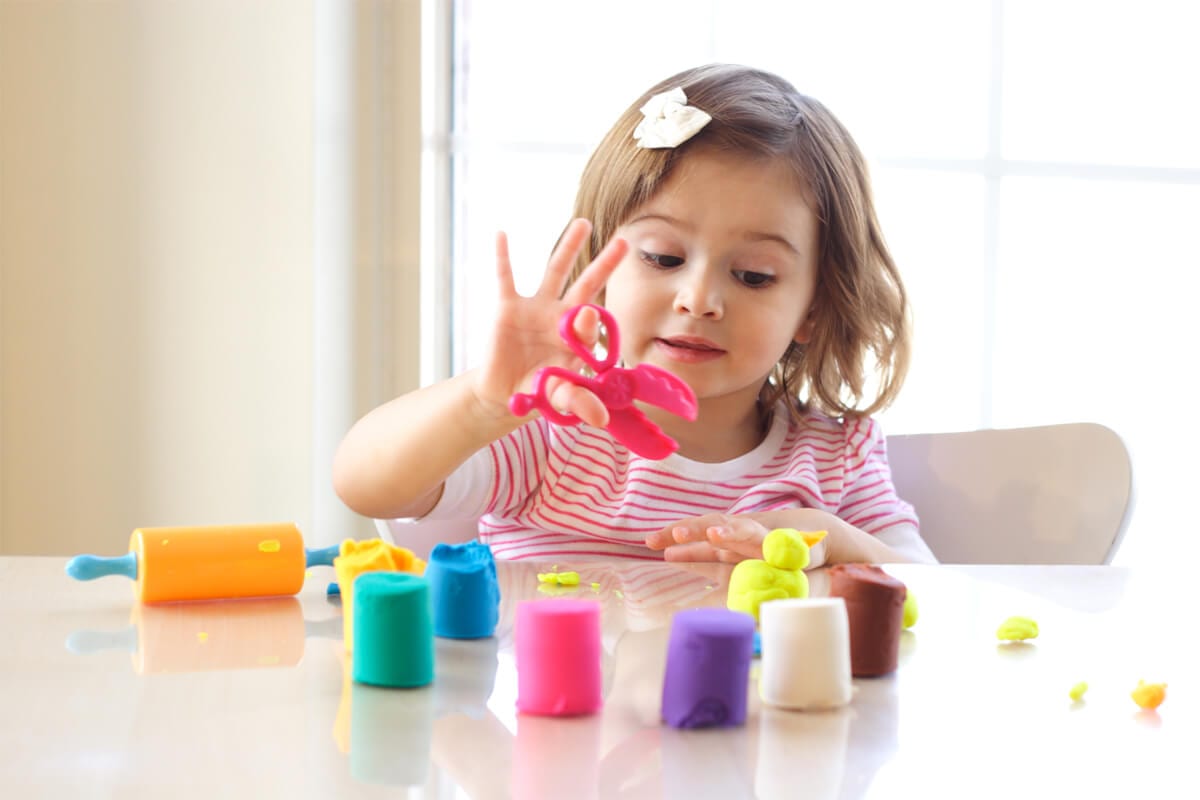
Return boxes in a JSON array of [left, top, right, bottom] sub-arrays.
[[470, 218, 629, 429]]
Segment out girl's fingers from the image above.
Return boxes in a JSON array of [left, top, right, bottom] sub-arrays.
[[662, 541, 721, 562], [649, 515, 764, 562], [547, 378, 609, 428], [644, 530, 670, 550], [661, 541, 749, 564], [501, 223, 627, 314], [646, 522, 703, 550], [495, 231, 517, 298], [572, 304, 601, 350], [571, 390, 609, 429], [565, 236, 630, 305], [538, 219, 592, 298], [665, 516, 727, 545], [705, 523, 769, 560]]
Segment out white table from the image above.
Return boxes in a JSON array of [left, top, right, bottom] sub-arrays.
[[0, 556, 1193, 798]]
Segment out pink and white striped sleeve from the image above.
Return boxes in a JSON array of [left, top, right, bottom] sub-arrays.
[[838, 417, 937, 563], [418, 419, 550, 522]]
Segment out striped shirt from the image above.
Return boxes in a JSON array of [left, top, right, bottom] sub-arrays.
[[420, 401, 929, 562]]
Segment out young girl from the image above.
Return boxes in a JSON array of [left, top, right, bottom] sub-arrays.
[[334, 63, 936, 566]]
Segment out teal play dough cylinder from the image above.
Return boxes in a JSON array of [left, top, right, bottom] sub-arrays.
[[352, 572, 434, 688]]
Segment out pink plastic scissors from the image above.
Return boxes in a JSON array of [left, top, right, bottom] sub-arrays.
[[508, 304, 698, 460]]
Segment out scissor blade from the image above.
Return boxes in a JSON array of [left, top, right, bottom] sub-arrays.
[[627, 365, 698, 421], [607, 407, 678, 460]]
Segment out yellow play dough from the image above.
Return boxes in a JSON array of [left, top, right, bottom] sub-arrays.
[[902, 591, 919, 629], [726, 529, 827, 623], [334, 539, 426, 652], [995, 616, 1038, 641]]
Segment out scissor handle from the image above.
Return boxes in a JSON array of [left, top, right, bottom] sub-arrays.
[[507, 366, 599, 425], [559, 304, 619, 373]]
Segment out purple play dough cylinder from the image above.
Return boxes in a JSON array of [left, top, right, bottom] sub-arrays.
[[661, 608, 756, 729]]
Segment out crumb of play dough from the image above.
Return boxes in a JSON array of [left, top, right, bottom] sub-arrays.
[[1069, 681, 1088, 702], [1131, 680, 1166, 710], [902, 591, 918, 629], [197, 632, 208, 643], [996, 616, 1038, 641], [258, 539, 281, 553], [537, 583, 580, 597], [537, 570, 580, 586]]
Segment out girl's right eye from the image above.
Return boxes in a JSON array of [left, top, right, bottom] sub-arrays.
[[640, 251, 684, 269]]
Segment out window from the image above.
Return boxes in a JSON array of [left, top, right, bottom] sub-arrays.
[[436, 0, 1200, 565]]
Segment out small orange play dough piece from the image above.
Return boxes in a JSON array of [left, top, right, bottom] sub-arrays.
[[1131, 680, 1166, 710]]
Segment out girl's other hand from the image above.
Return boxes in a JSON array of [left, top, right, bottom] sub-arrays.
[[645, 509, 838, 567], [470, 218, 628, 429], [645, 513, 771, 564]]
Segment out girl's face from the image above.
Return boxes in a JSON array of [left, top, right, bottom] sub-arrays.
[[605, 148, 819, 417]]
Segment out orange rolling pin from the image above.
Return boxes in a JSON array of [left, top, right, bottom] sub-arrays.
[[65, 522, 340, 604]]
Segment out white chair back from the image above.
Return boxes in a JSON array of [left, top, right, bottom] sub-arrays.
[[886, 423, 1133, 564]]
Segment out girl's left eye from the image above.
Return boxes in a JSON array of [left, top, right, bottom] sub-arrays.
[[640, 251, 684, 269], [733, 270, 775, 288]]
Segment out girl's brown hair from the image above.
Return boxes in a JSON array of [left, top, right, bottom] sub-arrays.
[[568, 63, 909, 419]]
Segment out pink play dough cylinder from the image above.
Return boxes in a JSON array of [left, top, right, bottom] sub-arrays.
[[516, 599, 602, 716]]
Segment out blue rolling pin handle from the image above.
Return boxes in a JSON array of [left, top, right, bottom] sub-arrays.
[[65, 552, 138, 582], [305, 544, 341, 568], [65, 627, 137, 656]]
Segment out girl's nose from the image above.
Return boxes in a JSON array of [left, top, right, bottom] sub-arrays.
[[672, 268, 723, 319]]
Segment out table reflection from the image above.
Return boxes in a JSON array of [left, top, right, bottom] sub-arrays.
[[421, 560, 901, 799], [334, 635, 502, 787], [58, 556, 905, 798], [65, 596, 341, 674]]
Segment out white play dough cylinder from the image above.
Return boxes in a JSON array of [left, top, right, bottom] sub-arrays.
[[759, 597, 852, 710]]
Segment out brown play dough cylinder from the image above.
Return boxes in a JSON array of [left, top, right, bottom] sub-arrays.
[[828, 564, 906, 677]]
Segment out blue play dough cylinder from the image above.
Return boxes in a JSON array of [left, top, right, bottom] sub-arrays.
[[661, 608, 756, 728], [425, 541, 499, 639], [352, 572, 435, 688]]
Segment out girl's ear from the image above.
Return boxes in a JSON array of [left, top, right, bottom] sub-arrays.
[[793, 310, 816, 345]]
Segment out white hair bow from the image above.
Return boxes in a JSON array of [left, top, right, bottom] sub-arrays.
[[633, 87, 712, 149]]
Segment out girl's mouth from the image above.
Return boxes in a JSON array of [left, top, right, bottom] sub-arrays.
[[654, 337, 726, 363]]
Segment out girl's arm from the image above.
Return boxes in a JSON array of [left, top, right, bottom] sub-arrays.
[[333, 219, 629, 521], [332, 369, 523, 520]]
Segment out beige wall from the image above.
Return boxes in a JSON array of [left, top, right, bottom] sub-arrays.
[[0, 0, 421, 556]]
